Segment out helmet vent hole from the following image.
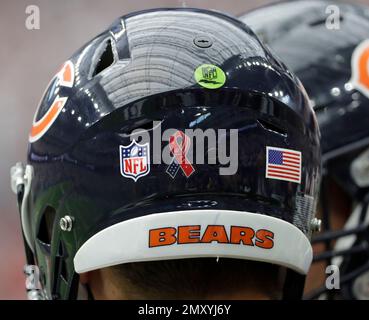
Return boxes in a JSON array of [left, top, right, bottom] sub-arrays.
[[60, 260, 68, 282], [92, 39, 115, 77], [57, 242, 69, 282], [37, 206, 56, 245], [58, 240, 65, 256], [257, 119, 287, 137]]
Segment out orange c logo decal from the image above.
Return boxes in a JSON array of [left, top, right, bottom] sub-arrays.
[[57, 60, 74, 88], [29, 61, 74, 143], [351, 40, 369, 98]]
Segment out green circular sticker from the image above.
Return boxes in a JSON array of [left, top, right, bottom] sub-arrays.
[[194, 64, 226, 89]]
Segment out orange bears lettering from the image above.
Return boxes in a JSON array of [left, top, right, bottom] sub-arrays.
[[149, 225, 274, 249]]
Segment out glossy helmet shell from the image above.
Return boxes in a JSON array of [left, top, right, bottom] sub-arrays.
[[26, 8, 320, 299]]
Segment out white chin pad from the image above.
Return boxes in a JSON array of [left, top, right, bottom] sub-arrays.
[[74, 210, 312, 275]]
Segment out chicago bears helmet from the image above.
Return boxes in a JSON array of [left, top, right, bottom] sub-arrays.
[[241, 0, 369, 299], [11, 8, 321, 300]]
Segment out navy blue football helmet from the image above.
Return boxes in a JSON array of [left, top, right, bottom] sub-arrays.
[[11, 8, 321, 300], [241, 0, 369, 300]]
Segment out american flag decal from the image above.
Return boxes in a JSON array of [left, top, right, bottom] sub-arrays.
[[266, 147, 302, 184]]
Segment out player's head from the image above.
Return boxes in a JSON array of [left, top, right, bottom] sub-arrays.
[[240, 0, 369, 299], [11, 8, 321, 300]]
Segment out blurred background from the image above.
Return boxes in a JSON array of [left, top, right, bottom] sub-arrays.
[[0, 0, 368, 299]]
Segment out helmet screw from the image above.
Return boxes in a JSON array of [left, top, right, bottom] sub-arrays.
[[193, 35, 213, 48], [310, 217, 322, 233], [60, 216, 73, 232]]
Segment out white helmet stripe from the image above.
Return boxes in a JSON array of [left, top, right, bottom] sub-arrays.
[[74, 210, 312, 275]]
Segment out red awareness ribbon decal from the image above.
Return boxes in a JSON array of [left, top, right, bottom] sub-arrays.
[[166, 130, 195, 178]]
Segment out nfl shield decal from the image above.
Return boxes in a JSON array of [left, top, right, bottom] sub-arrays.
[[119, 140, 150, 181]]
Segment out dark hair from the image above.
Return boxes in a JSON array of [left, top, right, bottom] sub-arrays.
[[108, 258, 283, 299]]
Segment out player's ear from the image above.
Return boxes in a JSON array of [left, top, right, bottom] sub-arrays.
[[78, 272, 96, 300], [79, 272, 90, 284]]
